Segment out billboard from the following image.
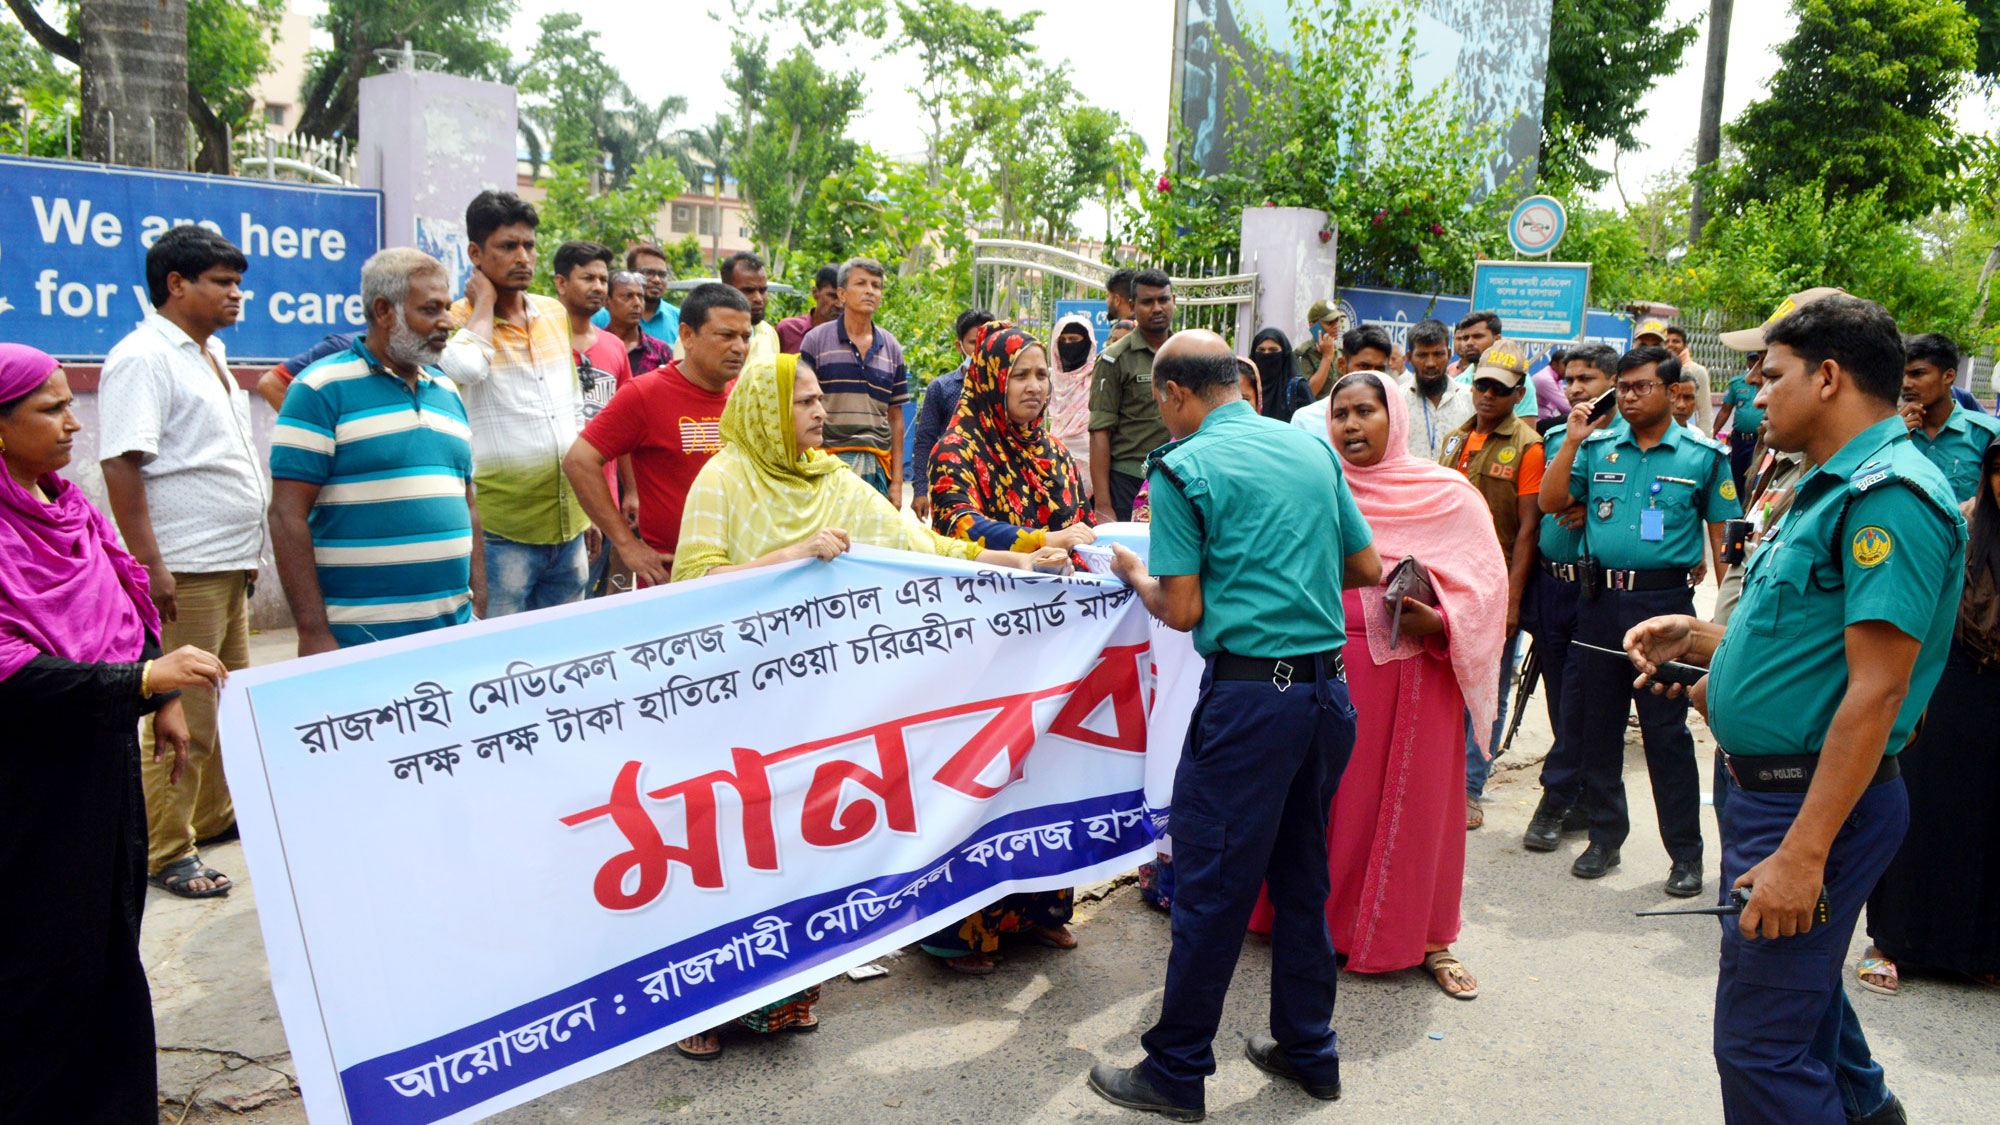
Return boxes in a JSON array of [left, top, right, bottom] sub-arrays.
[[0, 156, 382, 362], [1173, 0, 1555, 196]]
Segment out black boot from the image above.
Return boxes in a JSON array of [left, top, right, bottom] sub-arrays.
[[1522, 793, 1570, 852], [1571, 842, 1620, 879], [1087, 1063, 1204, 1122], [1244, 1036, 1341, 1100]]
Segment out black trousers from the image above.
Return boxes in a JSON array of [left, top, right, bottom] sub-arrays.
[[1109, 470, 1144, 521], [1521, 569, 1584, 805], [1137, 656, 1357, 1111], [1574, 585, 1704, 864]]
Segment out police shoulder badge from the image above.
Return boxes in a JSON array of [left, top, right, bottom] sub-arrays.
[[1496, 445, 1517, 464], [1852, 526, 1893, 568], [1720, 479, 1737, 501]]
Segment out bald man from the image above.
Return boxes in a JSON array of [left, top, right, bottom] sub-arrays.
[[1092, 330, 1381, 1120]]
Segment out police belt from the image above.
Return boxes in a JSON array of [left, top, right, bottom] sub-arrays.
[[1540, 559, 1584, 583], [1591, 565, 1690, 592], [1721, 750, 1901, 794], [1211, 649, 1345, 690]]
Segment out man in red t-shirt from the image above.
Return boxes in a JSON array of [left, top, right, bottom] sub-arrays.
[[563, 282, 753, 586]]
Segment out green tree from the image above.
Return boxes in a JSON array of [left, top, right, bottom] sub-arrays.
[[679, 116, 737, 264], [1721, 0, 1977, 223], [735, 46, 865, 268], [0, 18, 75, 156], [294, 0, 516, 141], [1538, 0, 1700, 190], [531, 156, 685, 291], [889, 0, 1038, 185], [518, 13, 626, 170]]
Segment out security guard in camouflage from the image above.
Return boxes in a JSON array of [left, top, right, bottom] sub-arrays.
[[1625, 295, 1962, 1125]]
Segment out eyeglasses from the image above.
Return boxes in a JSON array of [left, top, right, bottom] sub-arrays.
[[577, 355, 601, 394], [637, 269, 670, 280], [1616, 380, 1665, 397]]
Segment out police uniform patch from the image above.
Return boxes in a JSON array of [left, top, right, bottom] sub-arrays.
[[1606, 451, 1619, 464], [1720, 479, 1737, 501], [1486, 463, 1517, 480], [1852, 526, 1892, 567], [1596, 498, 1616, 520], [1496, 446, 1517, 464]]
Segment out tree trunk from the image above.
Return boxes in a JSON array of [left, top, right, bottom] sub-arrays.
[[711, 176, 723, 266], [79, 0, 190, 168], [1688, 0, 1734, 245]]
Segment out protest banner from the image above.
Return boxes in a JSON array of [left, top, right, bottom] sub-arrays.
[[0, 155, 382, 362], [218, 547, 1160, 1125]]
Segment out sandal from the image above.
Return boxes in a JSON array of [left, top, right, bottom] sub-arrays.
[[941, 952, 997, 976], [674, 1031, 722, 1060], [1423, 950, 1478, 1000], [783, 1015, 820, 1033], [1030, 924, 1078, 950], [1465, 796, 1484, 831], [149, 855, 230, 899], [1856, 955, 1899, 996]]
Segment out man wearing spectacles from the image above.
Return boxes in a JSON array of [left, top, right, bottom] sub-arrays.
[[553, 241, 638, 597], [591, 244, 680, 348], [1540, 344, 1740, 898]]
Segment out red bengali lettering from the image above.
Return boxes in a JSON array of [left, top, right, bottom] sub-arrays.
[[801, 727, 917, 846]]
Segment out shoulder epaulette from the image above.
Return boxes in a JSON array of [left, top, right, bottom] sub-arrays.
[[1582, 428, 1618, 443]]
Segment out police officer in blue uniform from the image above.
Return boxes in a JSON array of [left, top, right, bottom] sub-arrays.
[[1897, 331, 2000, 501], [1540, 345, 1740, 897], [1520, 343, 1622, 851], [1090, 330, 1381, 1122], [1624, 294, 1960, 1125]]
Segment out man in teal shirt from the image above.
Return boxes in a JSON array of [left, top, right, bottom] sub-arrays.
[[1540, 345, 1740, 897], [1092, 330, 1379, 1121], [1716, 366, 1767, 494], [1897, 332, 2000, 501], [1624, 294, 1962, 1125]]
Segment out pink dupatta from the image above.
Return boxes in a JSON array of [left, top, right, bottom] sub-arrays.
[[1329, 372, 1508, 755]]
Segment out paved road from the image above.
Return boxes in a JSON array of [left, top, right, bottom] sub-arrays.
[[149, 630, 2000, 1123]]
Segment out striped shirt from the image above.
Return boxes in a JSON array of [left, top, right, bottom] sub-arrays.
[[797, 318, 909, 454], [440, 294, 587, 545], [271, 340, 477, 648]]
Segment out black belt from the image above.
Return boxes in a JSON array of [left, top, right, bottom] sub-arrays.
[[1540, 560, 1583, 583], [1593, 566, 1690, 592], [1212, 649, 1345, 690], [1721, 751, 1901, 794]]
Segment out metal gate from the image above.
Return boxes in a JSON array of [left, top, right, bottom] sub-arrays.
[[970, 238, 1260, 343]]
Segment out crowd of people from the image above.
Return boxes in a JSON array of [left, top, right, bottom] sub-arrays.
[[4, 186, 1995, 1124]]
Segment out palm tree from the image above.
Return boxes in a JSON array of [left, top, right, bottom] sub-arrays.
[[678, 117, 736, 265], [602, 95, 689, 187]]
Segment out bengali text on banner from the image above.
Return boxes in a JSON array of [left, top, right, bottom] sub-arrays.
[[217, 546, 1164, 1125]]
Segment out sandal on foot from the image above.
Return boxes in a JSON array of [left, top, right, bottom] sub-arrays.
[[942, 952, 997, 975], [1856, 956, 1899, 996], [674, 1032, 722, 1060], [1030, 924, 1077, 950], [1465, 796, 1484, 831], [1423, 951, 1478, 1000], [149, 855, 230, 899], [783, 1015, 820, 1033]]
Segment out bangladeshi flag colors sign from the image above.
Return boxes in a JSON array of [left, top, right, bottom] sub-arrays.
[[217, 547, 1160, 1125]]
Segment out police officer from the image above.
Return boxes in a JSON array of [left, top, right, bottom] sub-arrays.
[[1539, 344, 1740, 897], [1624, 294, 1961, 1125], [1898, 331, 2000, 501], [1520, 342, 1621, 851], [1092, 330, 1381, 1121]]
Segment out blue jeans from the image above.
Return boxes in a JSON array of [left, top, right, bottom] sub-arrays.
[[1466, 631, 1520, 798], [1138, 656, 1356, 1112], [482, 532, 587, 617], [1714, 771, 1906, 1124]]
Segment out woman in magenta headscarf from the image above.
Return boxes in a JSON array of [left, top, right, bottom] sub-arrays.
[[0, 344, 230, 1120], [1249, 369, 1506, 999]]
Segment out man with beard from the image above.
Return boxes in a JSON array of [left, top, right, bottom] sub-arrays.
[[564, 284, 750, 588], [603, 269, 674, 377], [717, 249, 781, 368], [1452, 309, 1538, 418], [269, 248, 485, 652], [1399, 318, 1474, 459]]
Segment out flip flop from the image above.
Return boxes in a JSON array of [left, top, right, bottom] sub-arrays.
[[673, 1033, 722, 1061], [149, 855, 230, 899], [1856, 956, 1899, 996], [1422, 951, 1479, 1000], [1030, 925, 1078, 950]]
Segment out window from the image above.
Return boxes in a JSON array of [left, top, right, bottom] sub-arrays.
[[670, 204, 694, 233], [264, 104, 287, 126], [739, 225, 750, 238], [698, 207, 715, 236]]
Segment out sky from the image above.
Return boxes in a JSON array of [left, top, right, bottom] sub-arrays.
[[311, 0, 1996, 216]]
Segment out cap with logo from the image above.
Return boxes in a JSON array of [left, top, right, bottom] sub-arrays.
[[1634, 317, 1670, 343], [1718, 287, 1847, 353], [1307, 298, 1339, 325], [1473, 339, 1532, 389]]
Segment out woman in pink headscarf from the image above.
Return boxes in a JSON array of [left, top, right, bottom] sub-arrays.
[[1047, 312, 1097, 492], [1249, 369, 1506, 999], [0, 344, 230, 1121]]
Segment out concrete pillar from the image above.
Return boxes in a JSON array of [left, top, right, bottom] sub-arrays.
[[359, 71, 518, 296], [1235, 206, 1337, 346]]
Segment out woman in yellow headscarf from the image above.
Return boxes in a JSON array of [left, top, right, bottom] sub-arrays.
[[671, 354, 1066, 582]]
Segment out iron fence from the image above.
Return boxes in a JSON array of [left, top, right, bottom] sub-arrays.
[[970, 239, 1259, 345]]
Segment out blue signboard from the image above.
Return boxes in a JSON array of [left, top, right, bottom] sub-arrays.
[[1469, 260, 1593, 343], [1334, 284, 1630, 363], [0, 156, 383, 362], [1053, 298, 1113, 350]]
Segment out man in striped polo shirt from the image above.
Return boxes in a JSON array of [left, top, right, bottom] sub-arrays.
[[269, 248, 485, 655], [797, 256, 909, 506]]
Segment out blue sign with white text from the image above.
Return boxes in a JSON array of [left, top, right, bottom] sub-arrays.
[[1335, 284, 1630, 358], [1469, 261, 1593, 342], [0, 156, 383, 362], [1053, 299, 1113, 350]]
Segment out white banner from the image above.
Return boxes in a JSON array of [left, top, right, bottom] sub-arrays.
[[218, 547, 1162, 1125]]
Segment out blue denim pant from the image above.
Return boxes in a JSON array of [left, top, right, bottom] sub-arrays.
[[482, 532, 587, 617], [1466, 631, 1521, 798], [1714, 771, 1906, 1124], [1138, 657, 1357, 1112]]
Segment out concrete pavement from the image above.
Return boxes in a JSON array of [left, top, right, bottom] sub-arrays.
[[147, 627, 2000, 1123]]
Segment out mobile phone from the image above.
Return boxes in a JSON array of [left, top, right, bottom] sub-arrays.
[[1587, 387, 1618, 424]]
